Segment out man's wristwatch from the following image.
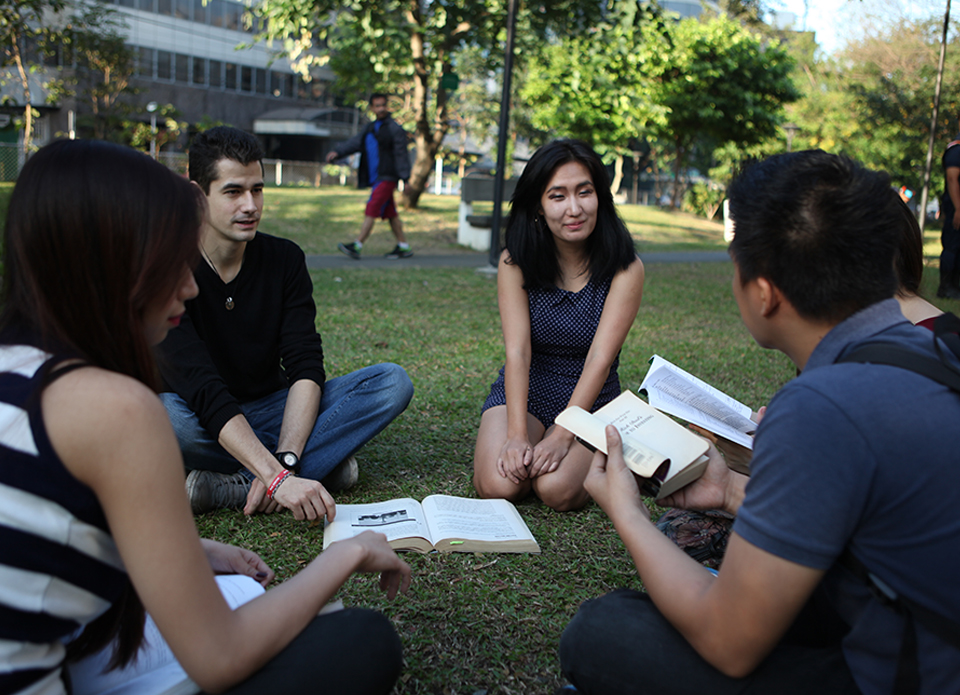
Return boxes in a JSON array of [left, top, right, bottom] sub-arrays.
[[275, 451, 301, 473]]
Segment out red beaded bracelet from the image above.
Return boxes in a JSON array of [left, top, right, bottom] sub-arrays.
[[267, 470, 292, 499]]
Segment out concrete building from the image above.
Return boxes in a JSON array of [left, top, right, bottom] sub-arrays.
[[0, 0, 363, 158]]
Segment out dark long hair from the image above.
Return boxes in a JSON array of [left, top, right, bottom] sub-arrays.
[[2, 139, 201, 390], [893, 196, 924, 296], [1, 139, 202, 666], [504, 139, 636, 289]]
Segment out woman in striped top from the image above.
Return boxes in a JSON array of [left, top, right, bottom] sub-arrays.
[[0, 139, 411, 695]]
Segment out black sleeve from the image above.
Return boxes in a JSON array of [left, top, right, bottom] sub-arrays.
[[156, 312, 243, 439], [277, 244, 326, 389]]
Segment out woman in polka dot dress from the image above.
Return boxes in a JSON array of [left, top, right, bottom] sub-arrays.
[[473, 140, 645, 511]]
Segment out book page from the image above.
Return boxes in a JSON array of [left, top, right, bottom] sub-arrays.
[[589, 392, 708, 480], [554, 405, 670, 477], [640, 355, 755, 449], [69, 575, 264, 695], [322, 498, 431, 549], [421, 495, 536, 545]]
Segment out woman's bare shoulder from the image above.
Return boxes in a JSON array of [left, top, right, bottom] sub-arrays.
[[41, 366, 170, 483]]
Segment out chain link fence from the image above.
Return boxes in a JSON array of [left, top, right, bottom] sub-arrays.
[[0, 145, 360, 189], [0, 144, 25, 182]]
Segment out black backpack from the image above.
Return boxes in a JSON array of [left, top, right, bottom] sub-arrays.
[[835, 312, 960, 695]]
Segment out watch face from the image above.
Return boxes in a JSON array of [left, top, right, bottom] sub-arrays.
[[278, 452, 299, 470]]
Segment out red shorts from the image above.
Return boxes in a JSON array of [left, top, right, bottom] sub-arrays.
[[365, 181, 399, 219]]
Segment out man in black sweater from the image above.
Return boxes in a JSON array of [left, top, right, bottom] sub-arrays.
[[327, 93, 413, 259], [158, 126, 414, 519]]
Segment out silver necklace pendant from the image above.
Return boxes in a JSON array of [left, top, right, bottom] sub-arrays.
[[225, 297, 235, 311]]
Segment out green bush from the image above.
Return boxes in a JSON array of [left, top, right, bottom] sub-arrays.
[[683, 181, 725, 220]]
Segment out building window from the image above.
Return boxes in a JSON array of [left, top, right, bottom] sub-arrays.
[[137, 46, 154, 78], [240, 65, 252, 92], [175, 53, 189, 82], [286, 74, 297, 100], [174, 0, 191, 20], [157, 0, 172, 15], [192, 56, 206, 85], [225, 62, 237, 90], [193, 0, 205, 23], [209, 0, 224, 28], [157, 50, 172, 80], [117, 0, 135, 8], [209, 59, 222, 87], [137, 0, 154, 11], [255, 68, 266, 94], [224, 1, 241, 30]]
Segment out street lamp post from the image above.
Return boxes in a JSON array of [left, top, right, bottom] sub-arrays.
[[784, 123, 800, 153], [147, 101, 158, 158]]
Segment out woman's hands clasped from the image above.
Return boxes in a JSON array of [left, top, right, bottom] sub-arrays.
[[497, 435, 534, 484]]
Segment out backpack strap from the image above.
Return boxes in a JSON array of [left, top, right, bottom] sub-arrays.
[[839, 549, 960, 695], [837, 312, 960, 394], [836, 317, 960, 693]]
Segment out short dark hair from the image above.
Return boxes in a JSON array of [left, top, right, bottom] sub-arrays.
[[369, 93, 388, 105], [728, 150, 901, 323], [505, 139, 636, 289], [189, 126, 264, 194], [893, 197, 924, 296]]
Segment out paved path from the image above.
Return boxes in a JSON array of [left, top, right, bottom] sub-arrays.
[[305, 250, 729, 270]]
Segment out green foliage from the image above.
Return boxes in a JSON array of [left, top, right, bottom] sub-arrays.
[[61, 1, 140, 141], [649, 14, 798, 202], [252, 0, 606, 207], [683, 181, 725, 219], [782, 7, 960, 196], [522, 1, 666, 159], [1, 0, 143, 146], [127, 103, 186, 153], [0, 0, 68, 150]]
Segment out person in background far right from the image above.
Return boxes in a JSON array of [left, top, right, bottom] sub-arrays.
[[937, 115, 960, 299]]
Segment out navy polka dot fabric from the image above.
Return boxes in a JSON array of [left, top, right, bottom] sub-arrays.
[[482, 274, 621, 427]]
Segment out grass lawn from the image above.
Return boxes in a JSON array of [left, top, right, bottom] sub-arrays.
[[257, 186, 731, 256], [2, 178, 957, 693], [193, 255, 958, 694]]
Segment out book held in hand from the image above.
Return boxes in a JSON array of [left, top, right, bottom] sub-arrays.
[[322, 494, 540, 554], [555, 390, 709, 500], [639, 354, 757, 450]]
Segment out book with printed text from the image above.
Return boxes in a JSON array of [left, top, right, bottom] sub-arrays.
[[322, 494, 540, 554], [555, 390, 710, 500], [639, 354, 758, 450]]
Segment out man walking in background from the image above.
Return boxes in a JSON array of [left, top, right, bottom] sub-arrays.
[[328, 93, 413, 260]]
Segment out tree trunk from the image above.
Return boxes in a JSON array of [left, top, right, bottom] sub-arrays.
[[611, 154, 624, 199], [400, 1, 452, 209], [12, 32, 33, 153], [671, 139, 686, 209]]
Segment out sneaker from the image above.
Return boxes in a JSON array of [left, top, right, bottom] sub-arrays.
[[185, 470, 251, 514], [321, 455, 359, 493], [384, 244, 414, 259], [338, 241, 361, 259]]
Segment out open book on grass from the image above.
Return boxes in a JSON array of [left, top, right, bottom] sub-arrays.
[[639, 354, 758, 450], [322, 494, 540, 554], [555, 390, 709, 500]]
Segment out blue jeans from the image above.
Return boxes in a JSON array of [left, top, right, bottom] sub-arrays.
[[160, 363, 413, 481]]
